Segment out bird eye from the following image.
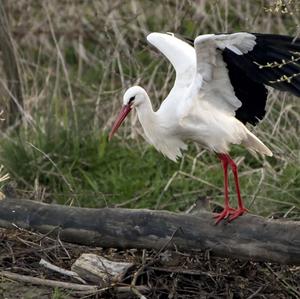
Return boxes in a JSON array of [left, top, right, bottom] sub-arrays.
[[129, 96, 135, 103]]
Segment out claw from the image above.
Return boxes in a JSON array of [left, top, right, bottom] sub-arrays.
[[214, 207, 236, 225], [228, 207, 249, 222]]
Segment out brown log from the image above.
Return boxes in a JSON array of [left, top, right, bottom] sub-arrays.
[[0, 197, 299, 265]]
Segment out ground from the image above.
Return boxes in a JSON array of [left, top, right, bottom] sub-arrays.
[[0, 228, 299, 299]]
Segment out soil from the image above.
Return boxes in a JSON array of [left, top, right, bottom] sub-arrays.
[[0, 228, 299, 299]]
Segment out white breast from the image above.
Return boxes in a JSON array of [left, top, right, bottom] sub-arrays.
[[179, 98, 248, 153]]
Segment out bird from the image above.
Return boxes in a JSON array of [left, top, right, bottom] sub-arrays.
[[109, 32, 300, 224]]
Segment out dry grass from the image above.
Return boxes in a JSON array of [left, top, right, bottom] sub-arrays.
[[0, 0, 299, 215]]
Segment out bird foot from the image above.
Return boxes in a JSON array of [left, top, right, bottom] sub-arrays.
[[228, 207, 249, 222], [214, 207, 236, 225]]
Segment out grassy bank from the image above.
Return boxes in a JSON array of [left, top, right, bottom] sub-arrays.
[[0, 0, 299, 219]]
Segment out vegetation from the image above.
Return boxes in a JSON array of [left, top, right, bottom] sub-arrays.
[[0, 0, 299, 219]]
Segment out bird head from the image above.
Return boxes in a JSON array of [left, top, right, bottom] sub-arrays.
[[109, 86, 147, 140]]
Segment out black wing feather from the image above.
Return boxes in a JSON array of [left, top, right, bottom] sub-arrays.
[[181, 33, 300, 125], [246, 42, 300, 95], [224, 33, 300, 125], [222, 49, 268, 125]]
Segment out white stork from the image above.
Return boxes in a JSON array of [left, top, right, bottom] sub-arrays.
[[109, 32, 300, 224]]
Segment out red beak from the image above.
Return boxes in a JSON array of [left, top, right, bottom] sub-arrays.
[[109, 104, 132, 140]]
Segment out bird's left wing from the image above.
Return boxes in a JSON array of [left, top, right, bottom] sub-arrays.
[[147, 33, 196, 110]]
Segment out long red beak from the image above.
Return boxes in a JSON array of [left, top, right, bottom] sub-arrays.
[[109, 104, 132, 140]]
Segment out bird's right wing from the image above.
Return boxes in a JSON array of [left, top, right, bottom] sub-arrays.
[[188, 33, 257, 115], [186, 33, 300, 125]]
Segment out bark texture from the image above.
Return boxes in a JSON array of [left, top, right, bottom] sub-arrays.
[[0, 197, 299, 265]]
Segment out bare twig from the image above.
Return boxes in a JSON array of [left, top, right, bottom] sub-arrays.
[[1, 270, 149, 296], [149, 266, 221, 277], [39, 258, 86, 284], [1, 270, 98, 291]]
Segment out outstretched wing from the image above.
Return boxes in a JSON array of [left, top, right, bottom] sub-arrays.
[[189, 33, 300, 125], [146, 33, 196, 112], [190, 33, 257, 117]]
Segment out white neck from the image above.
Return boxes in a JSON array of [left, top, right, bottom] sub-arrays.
[[135, 93, 157, 139], [134, 92, 187, 162]]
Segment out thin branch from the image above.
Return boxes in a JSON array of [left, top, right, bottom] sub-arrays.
[[1, 270, 98, 291], [0, 270, 149, 296], [39, 258, 86, 284]]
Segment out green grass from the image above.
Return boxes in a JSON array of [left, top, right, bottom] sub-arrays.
[[0, 0, 299, 220], [51, 288, 70, 299], [1, 114, 299, 219]]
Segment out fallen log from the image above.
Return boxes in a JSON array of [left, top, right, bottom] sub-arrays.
[[0, 197, 299, 265]]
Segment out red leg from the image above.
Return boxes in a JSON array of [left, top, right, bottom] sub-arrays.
[[226, 155, 248, 221], [214, 154, 236, 224]]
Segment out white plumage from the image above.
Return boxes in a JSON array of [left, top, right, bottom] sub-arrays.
[[109, 31, 300, 223], [120, 33, 272, 161]]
